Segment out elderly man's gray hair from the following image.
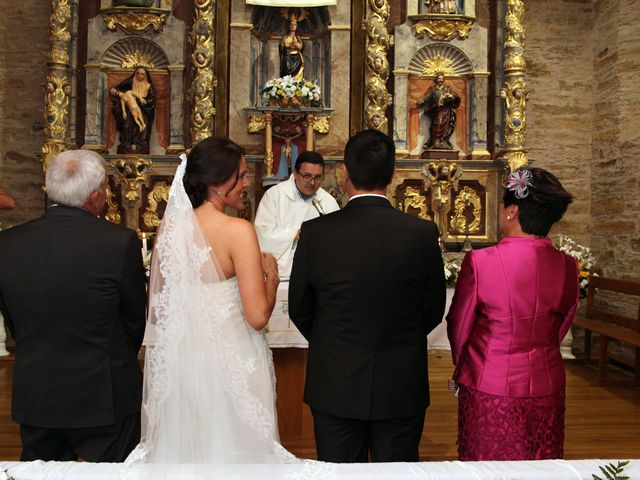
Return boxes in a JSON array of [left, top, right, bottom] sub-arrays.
[[46, 150, 106, 207]]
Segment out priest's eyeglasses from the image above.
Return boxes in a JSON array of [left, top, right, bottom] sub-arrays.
[[300, 173, 324, 183]]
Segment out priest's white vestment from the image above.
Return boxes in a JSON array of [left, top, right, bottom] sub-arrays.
[[254, 174, 339, 276]]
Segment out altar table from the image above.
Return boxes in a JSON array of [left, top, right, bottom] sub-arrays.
[[2, 459, 638, 480], [265, 280, 454, 350]]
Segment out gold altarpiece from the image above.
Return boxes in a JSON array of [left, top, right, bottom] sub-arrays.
[[42, 0, 527, 250], [42, 0, 529, 455]]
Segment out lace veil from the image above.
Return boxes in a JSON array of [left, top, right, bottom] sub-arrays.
[[123, 155, 331, 479]]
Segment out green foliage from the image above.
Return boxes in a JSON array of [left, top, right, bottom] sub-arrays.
[[592, 461, 630, 480]]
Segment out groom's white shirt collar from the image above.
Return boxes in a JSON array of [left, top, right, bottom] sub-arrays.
[[349, 193, 387, 202]]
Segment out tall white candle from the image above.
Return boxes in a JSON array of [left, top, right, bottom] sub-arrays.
[[141, 232, 148, 258]]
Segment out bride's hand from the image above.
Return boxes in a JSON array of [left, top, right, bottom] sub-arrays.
[[261, 253, 279, 281]]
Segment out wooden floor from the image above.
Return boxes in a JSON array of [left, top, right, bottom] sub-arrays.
[[1, 351, 639, 461]]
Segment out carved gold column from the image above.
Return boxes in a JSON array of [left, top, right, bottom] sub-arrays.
[[264, 113, 274, 178], [190, 0, 216, 145], [364, 0, 393, 133], [501, 0, 528, 172], [306, 113, 315, 151], [42, 0, 73, 173]]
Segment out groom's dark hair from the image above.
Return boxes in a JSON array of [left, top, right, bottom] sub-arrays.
[[183, 136, 245, 208], [344, 129, 395, 190]]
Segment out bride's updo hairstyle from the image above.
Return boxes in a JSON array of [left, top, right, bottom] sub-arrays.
[[183, 136, 245, 208], [503, 167, 573, 237]]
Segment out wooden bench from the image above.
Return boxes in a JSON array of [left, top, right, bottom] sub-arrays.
[[572, 276, 640, 385]]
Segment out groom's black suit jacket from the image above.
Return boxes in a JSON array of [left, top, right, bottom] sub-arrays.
[[0, 206, 146, 428], [289, 196, 446, 420]]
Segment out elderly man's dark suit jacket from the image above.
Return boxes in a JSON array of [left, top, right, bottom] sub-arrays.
[[289, 195, 446, 421], [0, 206, 146, 428]]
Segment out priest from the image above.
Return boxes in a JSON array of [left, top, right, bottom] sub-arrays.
[[255, 151, 339, 277]]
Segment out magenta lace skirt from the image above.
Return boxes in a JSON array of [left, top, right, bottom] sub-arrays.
[[457, 385, 565, 461]]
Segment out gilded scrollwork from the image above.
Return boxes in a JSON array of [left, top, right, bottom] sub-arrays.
[[414, 19, 473, 42], [104, 12, 168, 34], [501, 78, 528, 146], [450, 186, 481, 234], [364, 0, 393, 132], [104, 185, 122, 225], [42, 0, 72, 172], [422, 161, 463, 252], [264, 150, 274, 178], [507, 151, 528, 172], [190, 0, 216, 144], [111, 157, 152, 202], [44, 73, 71, 140], [313, 116, 330, 134], [505, 0, 525, 48], [121, 52, 155, 70], [41, 140, 66, 177], [422, 161, 462, 209], [403, 186, 430, 220], [421, 54, 455, 77], [142, 182, 170, 228], [501, 0, 528, 171], [50, 0, 71, 43], [247, 114, 266, 133]]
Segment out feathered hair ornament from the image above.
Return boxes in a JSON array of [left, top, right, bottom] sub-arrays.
[[506, 168, 533, 199]]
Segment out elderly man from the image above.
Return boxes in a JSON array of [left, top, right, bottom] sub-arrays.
[[0, 150, 146, 462], [254, 151, 339, 277]]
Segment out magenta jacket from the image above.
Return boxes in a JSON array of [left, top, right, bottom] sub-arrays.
[[447, 236, 579, 398]]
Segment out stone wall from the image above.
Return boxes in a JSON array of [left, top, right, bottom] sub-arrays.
[[590, 0, 640, 282], [524, 0, 594, 247], [0, 1, 49, 228]]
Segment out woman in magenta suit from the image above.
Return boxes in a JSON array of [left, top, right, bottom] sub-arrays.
[[447, 167, 579, 461]]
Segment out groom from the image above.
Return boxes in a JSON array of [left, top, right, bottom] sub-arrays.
[[289, 129, 446, 462]]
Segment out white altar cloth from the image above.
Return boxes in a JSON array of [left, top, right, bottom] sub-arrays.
[[2, 459, 638, 480], [265, 281, 455, 350]]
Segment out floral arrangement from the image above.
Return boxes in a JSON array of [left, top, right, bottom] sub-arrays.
[[554, 234, 597, 299], [443, 255, 462, 287], [143, 250, 152, 279], [141, 234, 153, 280], [261, 76, 321, 107]]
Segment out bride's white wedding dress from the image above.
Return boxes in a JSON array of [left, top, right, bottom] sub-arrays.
[[123, 156, 331, 479]]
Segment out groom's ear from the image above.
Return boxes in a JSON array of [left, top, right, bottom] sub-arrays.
[[341, 163, 351, 187]]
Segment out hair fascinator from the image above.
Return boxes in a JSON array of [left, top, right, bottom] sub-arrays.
[[506, 168, 533, 199]]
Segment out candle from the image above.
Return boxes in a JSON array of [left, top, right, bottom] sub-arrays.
[[141, 232, 148, 258]]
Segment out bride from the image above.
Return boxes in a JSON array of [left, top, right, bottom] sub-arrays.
[[124, 137, 329, 478]]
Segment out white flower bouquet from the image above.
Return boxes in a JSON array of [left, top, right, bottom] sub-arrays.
[[443, 256, 462, 287], [554, 234, 597, 299], [261, 76, 321, 107]]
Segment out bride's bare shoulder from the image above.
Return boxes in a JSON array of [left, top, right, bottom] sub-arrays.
[[221, 216, 257, 240]]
